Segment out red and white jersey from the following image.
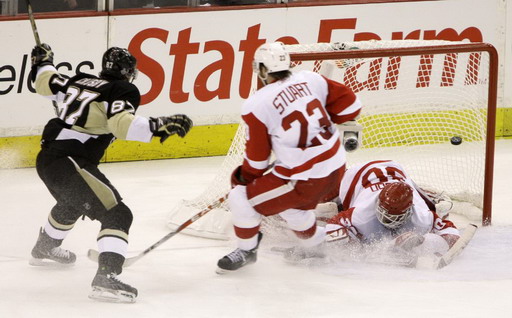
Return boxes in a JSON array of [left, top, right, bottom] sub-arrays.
[[240, 70, 361, 182], [333, 160, 459, 243]]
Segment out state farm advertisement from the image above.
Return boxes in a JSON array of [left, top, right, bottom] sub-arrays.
[[0, 0, 508, 137]]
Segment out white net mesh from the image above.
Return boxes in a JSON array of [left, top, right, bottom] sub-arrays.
[[166, 123, 246, 240], [167, 40, 493, 240]]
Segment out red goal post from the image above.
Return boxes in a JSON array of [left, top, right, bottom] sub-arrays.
[[167, 40, 498, 240]]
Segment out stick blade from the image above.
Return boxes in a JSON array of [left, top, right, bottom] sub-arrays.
[[123, 256, 138, 267], [87, 249, 99, 263]]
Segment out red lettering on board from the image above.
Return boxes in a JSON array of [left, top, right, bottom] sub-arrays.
[[126, 21, 486, 105], [128, 28, 168, 105]]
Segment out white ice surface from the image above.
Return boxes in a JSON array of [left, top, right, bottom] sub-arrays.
[[1, 140, 511, 317]]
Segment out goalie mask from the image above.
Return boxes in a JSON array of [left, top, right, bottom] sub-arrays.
[[252, 42, 290, 84], [100, 47, 138, 82], [376, 182, 414, 229]]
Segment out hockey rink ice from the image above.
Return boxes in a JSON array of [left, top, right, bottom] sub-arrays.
[[1, 139, 511, 317]]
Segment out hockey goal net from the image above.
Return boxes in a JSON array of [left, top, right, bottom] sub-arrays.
[[167, 40, 498, 240]]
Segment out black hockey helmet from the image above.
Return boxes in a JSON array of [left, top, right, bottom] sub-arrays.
[[99, 47, 137, 82]]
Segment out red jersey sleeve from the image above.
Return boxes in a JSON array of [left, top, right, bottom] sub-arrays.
[[240, 112, 272, 183], [323, 76, 361, 124]]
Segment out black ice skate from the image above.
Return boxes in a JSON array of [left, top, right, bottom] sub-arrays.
[[89, 272, 138, 303], [29, 228, 76, 266], [216, 232, 262, 274]]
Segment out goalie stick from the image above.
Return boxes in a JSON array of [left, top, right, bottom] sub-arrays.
[[87, 194, 228, 267]]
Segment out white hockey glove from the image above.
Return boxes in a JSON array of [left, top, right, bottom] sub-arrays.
[[417, 186, 454, 219], [394, 231, 425, 252], [434, 195, 454, 219], [337, 121, 363, 152]]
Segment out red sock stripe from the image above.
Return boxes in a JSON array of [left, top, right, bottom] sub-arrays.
[[293, 224, 317, 239], [234, 226, 260, 239]]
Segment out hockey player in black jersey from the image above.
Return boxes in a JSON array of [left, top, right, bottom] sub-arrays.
[[29, 44, 193, 303]]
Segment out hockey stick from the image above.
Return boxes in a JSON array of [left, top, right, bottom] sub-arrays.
[[25, 0, 61, 113], [26, 0, 41, 46], [87, 194, 229, 267]]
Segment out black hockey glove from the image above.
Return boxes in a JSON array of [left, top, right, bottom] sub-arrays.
[[230, 165, 249, 188], [30, 43, 54, 82], [149, 114, 193, 143]]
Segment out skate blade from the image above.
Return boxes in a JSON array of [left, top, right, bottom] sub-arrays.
[[215, 262, 256, 275], [215, 267, 231, 275], [29, 258, 75, 267], [89, 287, 136, 303]]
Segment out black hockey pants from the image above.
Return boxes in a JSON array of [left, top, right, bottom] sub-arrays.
[[36, 149, 133, 233]]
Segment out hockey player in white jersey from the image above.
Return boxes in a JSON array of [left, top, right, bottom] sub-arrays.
[[216, 42, 362, 273], [325, 160, 460, 256]]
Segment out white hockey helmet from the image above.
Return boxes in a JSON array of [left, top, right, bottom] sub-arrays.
[[376, 182, 414, 229], [252, 42, 291, 74]]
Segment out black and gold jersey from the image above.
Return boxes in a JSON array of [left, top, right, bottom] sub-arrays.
[[35, 65, 150, 164]]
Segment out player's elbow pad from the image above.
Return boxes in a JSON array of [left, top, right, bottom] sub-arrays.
[[338, 121, 363, 152]]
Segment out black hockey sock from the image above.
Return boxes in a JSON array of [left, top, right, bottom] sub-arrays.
[[97, 252, 125, 275]]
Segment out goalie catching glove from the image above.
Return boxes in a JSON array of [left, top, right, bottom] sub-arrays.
[[149, 115, 193, 143], [30, 43, 54, 82]]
